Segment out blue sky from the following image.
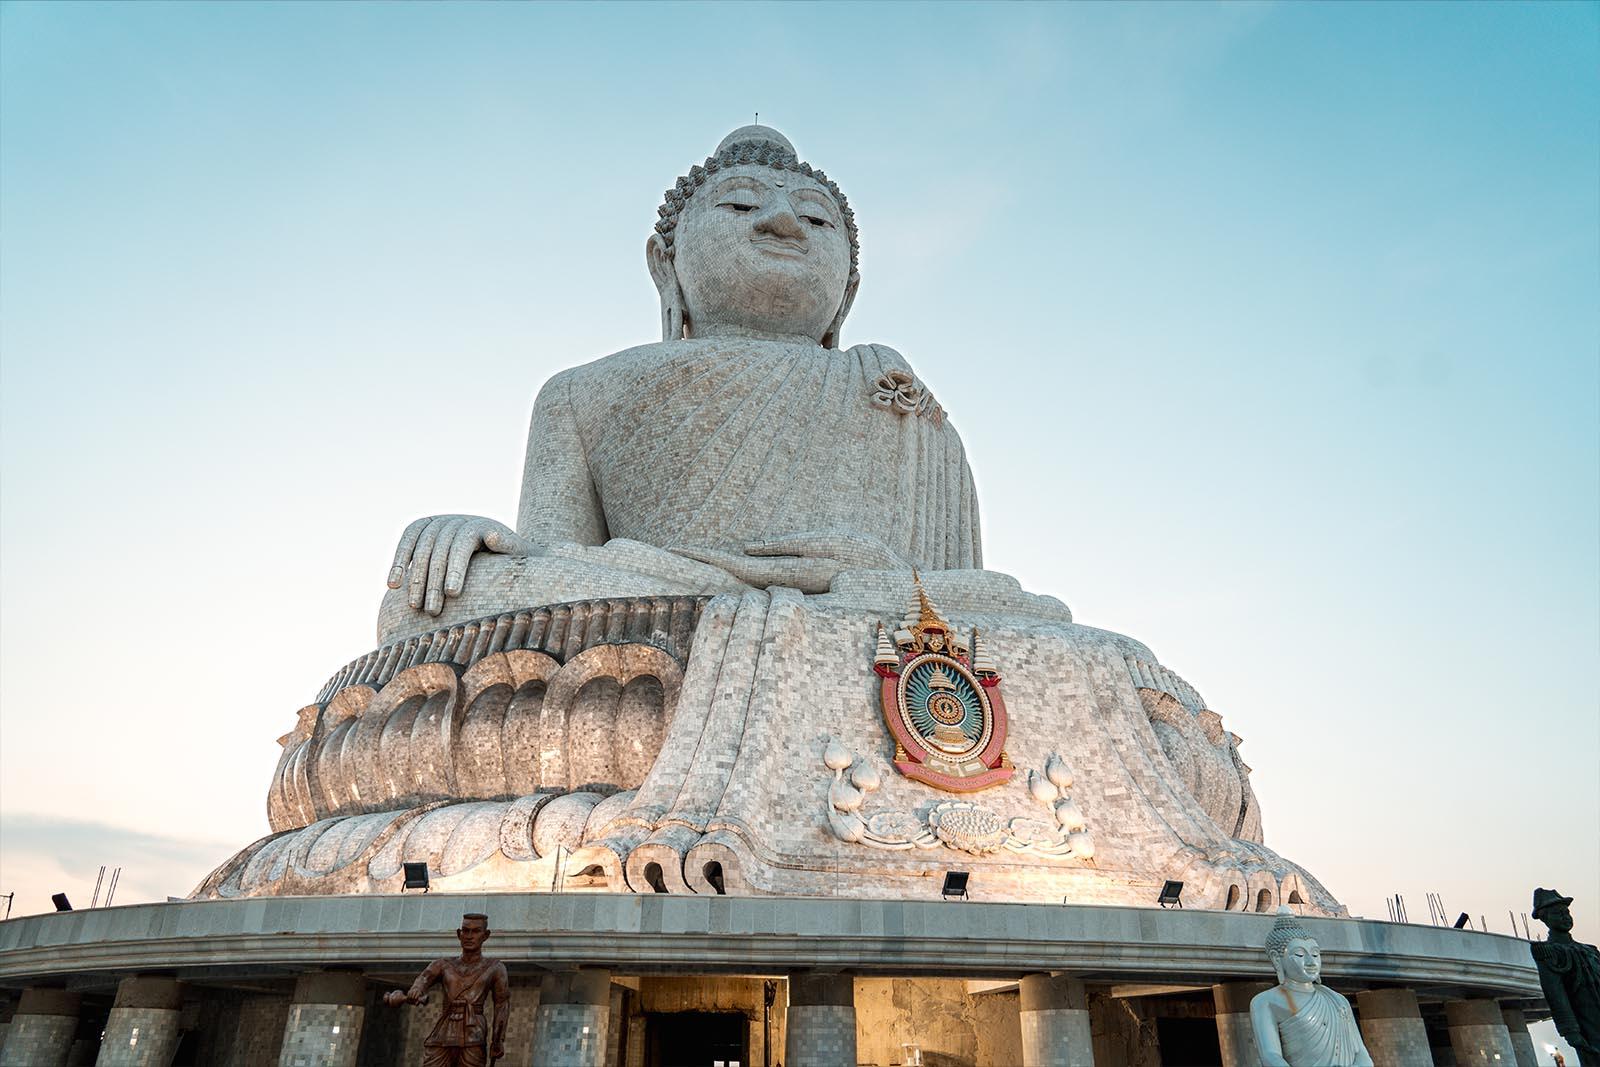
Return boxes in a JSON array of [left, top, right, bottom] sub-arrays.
[[2, 1, 1596, 1044]]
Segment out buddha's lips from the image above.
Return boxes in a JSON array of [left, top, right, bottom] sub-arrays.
[[750, 236, 807, 256]]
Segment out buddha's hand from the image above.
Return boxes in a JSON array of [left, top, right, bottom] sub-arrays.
[[388, 515, 537, 616], [672, 530, 911, 594]]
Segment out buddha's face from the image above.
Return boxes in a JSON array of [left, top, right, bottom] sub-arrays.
[[671, 165, 852, 343], [1280, 937, 1321, 983]]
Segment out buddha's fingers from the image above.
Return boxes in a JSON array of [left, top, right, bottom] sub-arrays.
[[671, 544, 839, 593], [407, 518, 450, 611], [389, 517, 431, 588], [482, 526, 538, 558], [442, 520, 489, 600], [745, 531, 905, 570], [423, 517, 465, 615]]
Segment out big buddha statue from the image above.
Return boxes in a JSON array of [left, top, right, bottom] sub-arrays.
[[197, 127, 1342, 916]]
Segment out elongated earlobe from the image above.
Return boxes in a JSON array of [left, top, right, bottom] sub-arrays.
[[821, 272, 860, 350], [646, 235, 688, 341]]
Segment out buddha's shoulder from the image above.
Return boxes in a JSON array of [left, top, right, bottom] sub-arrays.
[[551, 339, 918, 385]]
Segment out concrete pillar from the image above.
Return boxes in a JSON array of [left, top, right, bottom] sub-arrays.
[[1020, 974, 1094, 1067], [1444, 999, 1516, 1067], [1213, 982, 1270, 1067], [531, 969, 610, 1067], [1, 988, 81, 1067], [96, 976, 182, 1067], [277, 972, 365, 1067], [785, 972, 855, 1067], [1499, 1006, 1537, 1067], [1356, 988, 1435, 1067]]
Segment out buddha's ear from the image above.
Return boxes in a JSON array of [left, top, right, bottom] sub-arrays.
[[647, 234, 688, 341], [821, 271, 860, 350]]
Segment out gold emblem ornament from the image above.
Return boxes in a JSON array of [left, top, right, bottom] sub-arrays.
[[873, 576, 1013, 792]]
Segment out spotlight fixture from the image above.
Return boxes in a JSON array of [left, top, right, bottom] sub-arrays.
[[1453, 912, 1471, 930], [940, 871, 970, 901], [51, 893, 72, 912], [1157, 880, 1184, 908], [401, 862, 430, 893]]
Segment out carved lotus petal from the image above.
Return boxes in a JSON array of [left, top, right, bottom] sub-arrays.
[[1054, 798, 1087, 832], [850, 760, 881, 793], [1045, 753, 1074, 791], [823, 737, 854, 771], [928, 802, 1007, 855], [1027, 769, 1057, 807], [1067, 831, 1095, 859], [829, 776, 865, 813], [866, 811, 923, 842], [827, 807, 865, 843]]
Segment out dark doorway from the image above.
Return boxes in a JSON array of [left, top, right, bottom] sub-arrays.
[[646, 1011, 748, 1067], [1155, 1016, 1223, 1066]]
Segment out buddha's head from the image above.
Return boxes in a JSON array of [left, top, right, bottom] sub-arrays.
[[1265, 908, 1321, 985], [649, 126, 860, 348]]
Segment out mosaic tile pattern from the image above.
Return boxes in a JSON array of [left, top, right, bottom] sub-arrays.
[[0, 1013, 76, 1067], [277, 1003, 364, 1067], [785, 1004, 855, 1067], [530, 1003, 608, 1067], [1448, 1022, 1515, 1066], [1359, 1017, 1434, 1067], [96, 1006, 182, 1066], [1021, 1007, 1094, 1067]]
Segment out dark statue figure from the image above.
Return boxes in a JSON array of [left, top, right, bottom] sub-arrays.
[[1532, 888, 1600, 1066], [385, 912, 511, 1066]]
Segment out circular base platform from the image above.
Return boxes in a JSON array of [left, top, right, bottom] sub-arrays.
[[0, 893, 1542, 1006]]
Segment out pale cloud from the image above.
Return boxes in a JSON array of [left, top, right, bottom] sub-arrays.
[[0, 813, 237, 918]]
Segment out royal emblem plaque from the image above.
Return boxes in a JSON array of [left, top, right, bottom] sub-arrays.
[[873, 579, 1012, 792]]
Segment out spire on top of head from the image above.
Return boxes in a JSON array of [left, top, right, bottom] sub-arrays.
[[716, 125, 797, 159]]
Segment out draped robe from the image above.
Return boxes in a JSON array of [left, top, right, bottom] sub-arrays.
[[1277, 985, 1365, 1067], [516, 338, 982, 573]]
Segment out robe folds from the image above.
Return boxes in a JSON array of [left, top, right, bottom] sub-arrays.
[[1278, 985, 1365, 1067], [517, 338, 982, 573]]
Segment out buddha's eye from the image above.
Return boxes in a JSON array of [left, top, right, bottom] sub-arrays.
[[802, 215, 833, 228], [720, 201, 757, 213]]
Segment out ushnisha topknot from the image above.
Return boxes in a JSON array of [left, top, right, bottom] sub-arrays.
[[654, 125, 860, 277], [1264, 905, 1315, 960]]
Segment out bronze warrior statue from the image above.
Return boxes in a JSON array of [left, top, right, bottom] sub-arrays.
[[1531, 888, 1600, 1066], [385, 912, 510, 1066]]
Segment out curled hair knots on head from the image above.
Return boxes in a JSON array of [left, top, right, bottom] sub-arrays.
[[1265, 908, 1315, 960], [654, 139, 861, 275]]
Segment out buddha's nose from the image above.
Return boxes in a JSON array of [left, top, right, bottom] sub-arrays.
[[754, 202, 805, 241]]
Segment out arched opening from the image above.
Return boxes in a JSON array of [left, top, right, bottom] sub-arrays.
[[703, 861, 726, 895], [1255, 888, 1273, 913], [643, 861, 668, 893], [1225, 884, 1242, 910], [1288, 890, 1304, 905]]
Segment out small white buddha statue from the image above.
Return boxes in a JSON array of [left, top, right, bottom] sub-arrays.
[[1250, 907, 1373, 1067]]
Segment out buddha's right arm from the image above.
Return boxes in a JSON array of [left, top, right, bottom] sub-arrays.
[[386, 375, 604, 617], [515, 372, 608, 546]]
